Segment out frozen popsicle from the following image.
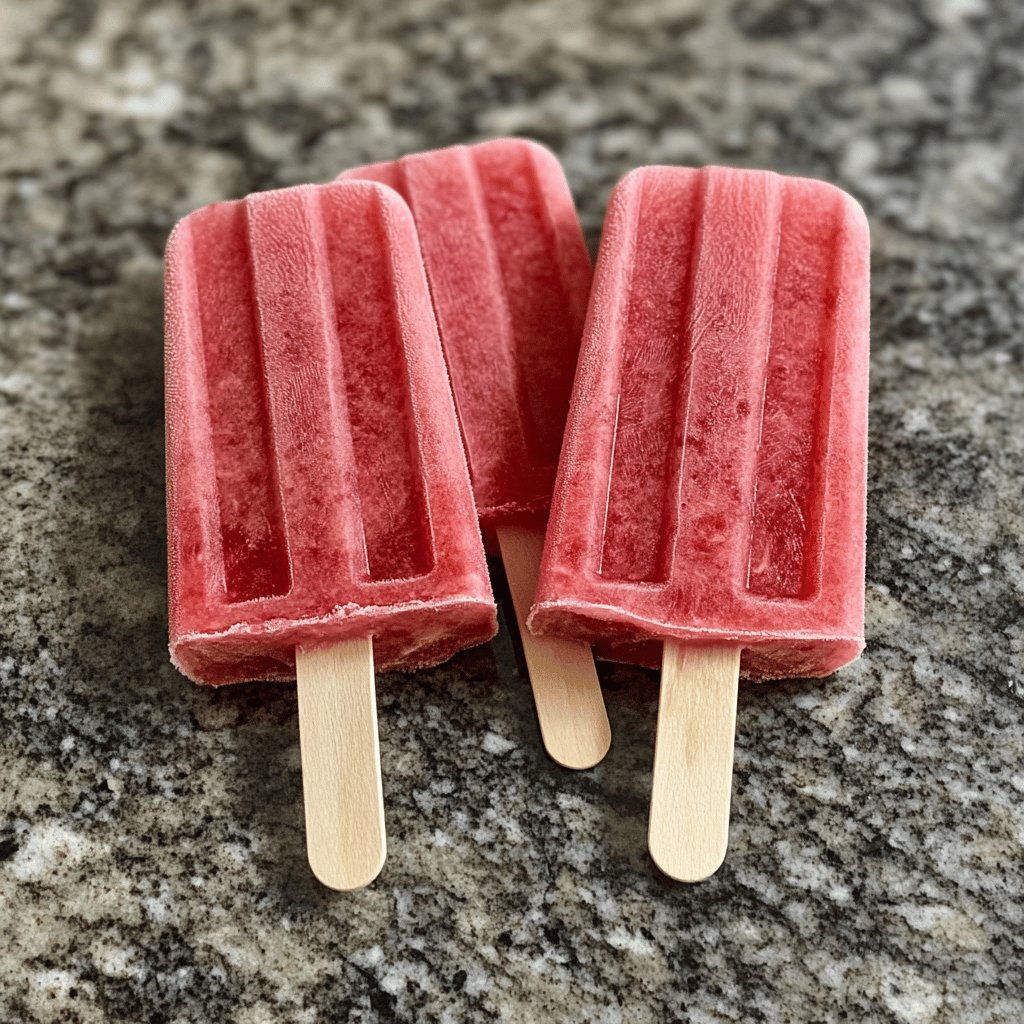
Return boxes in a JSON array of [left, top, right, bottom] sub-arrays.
[[528, 166, 870, 879], [340, 139, 610, 769], [165, 180, 497, 888]]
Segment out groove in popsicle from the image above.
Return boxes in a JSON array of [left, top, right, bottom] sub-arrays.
[[318, 186, 434, 581], [384, 155, 480, 490], [190, 202, 292, 604], [380, 149, 523, 509], [442, 149, 525, 493], [746, 185, 846, 599], [598, 169, 706, 583], [475, 143, 584, 471]]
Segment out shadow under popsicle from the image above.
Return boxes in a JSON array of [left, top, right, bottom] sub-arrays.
[[44, 250, 313, 896], [51, 260, 170, 704], [582, 664, 832, 890]]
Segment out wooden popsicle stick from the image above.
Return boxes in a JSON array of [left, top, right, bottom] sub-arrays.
[[295, 637, 386, 890], [496, 524, 611, 770], [648, 642, 740, 883]]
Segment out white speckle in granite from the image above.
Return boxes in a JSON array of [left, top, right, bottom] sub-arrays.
[[902, 407, 932, 433], [606, 926, 656, 956], [881, 74, 931, 109], [933, 0, 989, 27], [482, 730, 516, 755], [352, 945, 386, 970], [92, 942, 144, 980], [142, 882, 174, 923], [842, 136, 882, 179], [882, 972, 944, 1023], [27, 969, 97, 1021], [8, 823, 91, 882]]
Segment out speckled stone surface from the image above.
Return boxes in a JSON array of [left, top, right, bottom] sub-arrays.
[[2, 1, 1023, 1021]]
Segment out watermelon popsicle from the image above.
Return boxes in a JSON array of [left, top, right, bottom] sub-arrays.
[[528, 166, 870, 879], [165, 181, 497, 888], [340, 139, 611, 770]]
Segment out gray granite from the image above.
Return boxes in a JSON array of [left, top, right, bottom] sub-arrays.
[[1, 0, 1023, 1021]]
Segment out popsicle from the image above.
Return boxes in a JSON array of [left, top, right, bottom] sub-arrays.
[[339, 139, 611, 770], [165, 180, 497, 888], [528, 165, 870, 879]]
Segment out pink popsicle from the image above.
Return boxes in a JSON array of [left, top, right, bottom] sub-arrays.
[[340, 140, 611, 770], [165, 180, 499, 889], [528, 166, 870, 878], [338, 139, 592, 526], [165, 181, 497, 685], [529, 165, 869, 678]]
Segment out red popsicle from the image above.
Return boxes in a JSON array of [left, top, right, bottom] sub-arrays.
[[165, 180, 497, 887], [340, 140, 611, 769], [528, 166, 870, 878]]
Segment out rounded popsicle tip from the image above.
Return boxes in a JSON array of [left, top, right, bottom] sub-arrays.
[[325, 177, 410, 211], [784, 173, 870, 238], [481, 135, 562, 167], [164, 214, 190, 260], [612, 164, 655, 196], [334, 159, 394, 183], [835, 184, 870, 242]]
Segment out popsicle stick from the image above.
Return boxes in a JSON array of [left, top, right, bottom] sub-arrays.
[[496, 524, 611, 770], [648, 643, 740, 882], [295, 637, 386, 890]]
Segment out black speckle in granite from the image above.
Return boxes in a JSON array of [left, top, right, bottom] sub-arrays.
[[2, 0, 1024, 1021]]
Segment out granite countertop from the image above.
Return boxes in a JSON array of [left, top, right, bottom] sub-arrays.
[[2, 1, 1022, 1021]]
